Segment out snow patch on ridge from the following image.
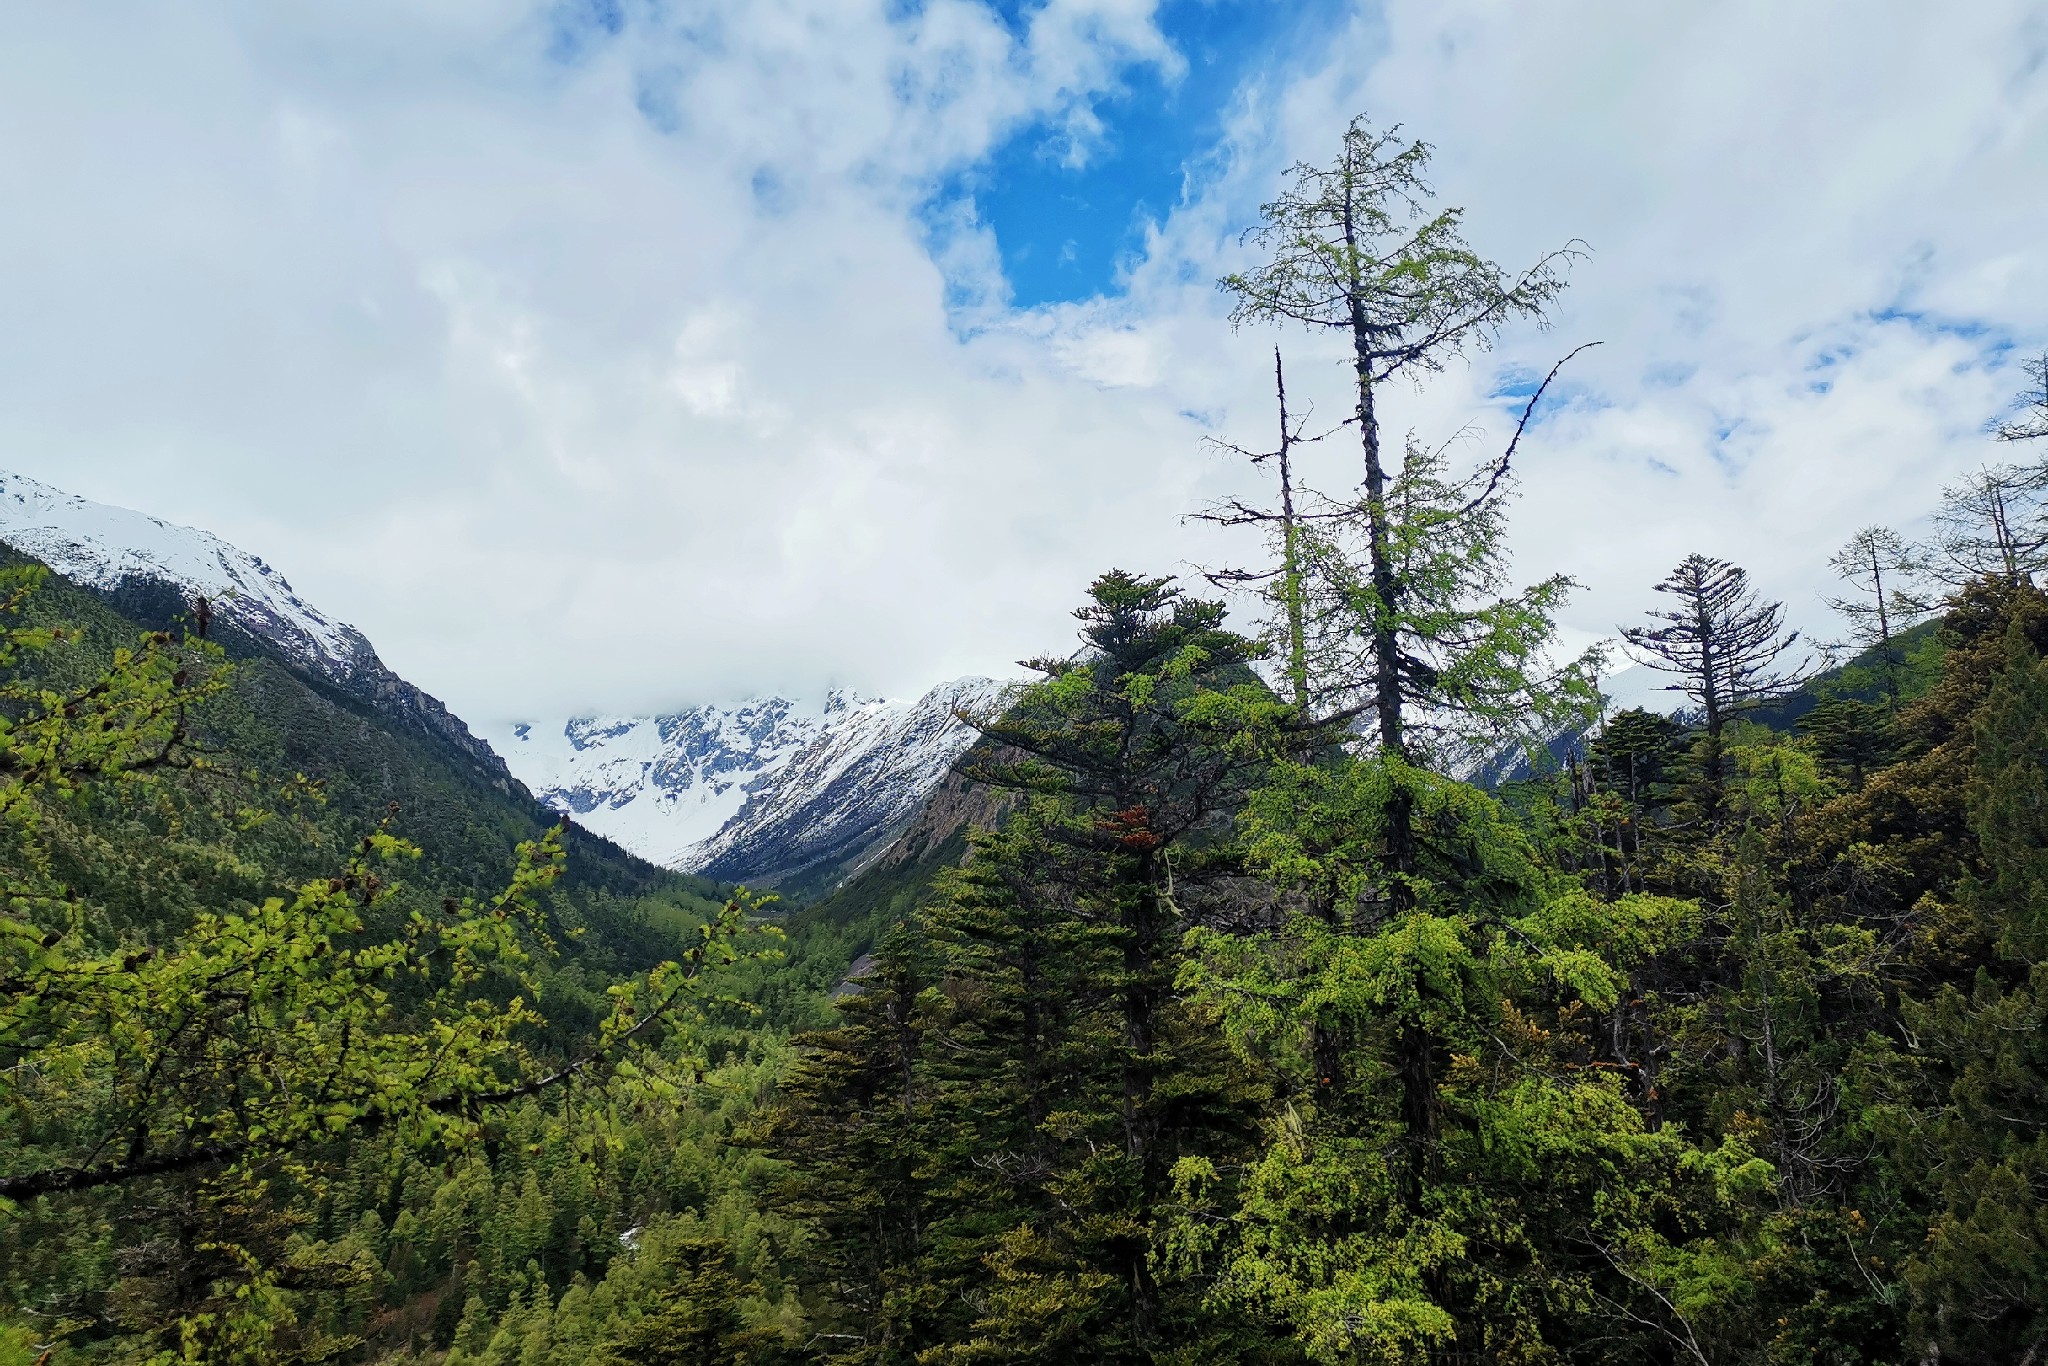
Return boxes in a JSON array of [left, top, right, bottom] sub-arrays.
[[484, 695, 850, 870], [688, 676, 1015, 883], [0, 465, 1015, 884], [0, 468, 367, 678]]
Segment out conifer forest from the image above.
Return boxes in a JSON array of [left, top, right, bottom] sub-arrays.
[[11, 115, 2048, 1365]]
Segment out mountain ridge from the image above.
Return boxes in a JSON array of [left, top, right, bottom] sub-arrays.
[[491, 675, 1016, 889], [0, 466, 1013, 893], [0, 468, 514, 789]]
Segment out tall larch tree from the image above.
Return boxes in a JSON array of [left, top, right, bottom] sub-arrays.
[[1216, 113, 1597, 877], [1824, 524, 1932, 705]]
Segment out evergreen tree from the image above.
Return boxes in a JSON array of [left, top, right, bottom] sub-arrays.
[[1555, 707, 1692, 900], [595, 1237, 790, 1366], [1621, 554, 1805, 823], [770, 572, 1288, 1364], [1218, 116, 1598, 877], [968, 569, 1281, 1184], [1824, 524, 1932, 705], [1878, 629, 2048, 1358], [1179, 763, 1738, 1362], [957, 571, 1284, 1358], [765, 925, 945, 1362], [1798, 696, 1893, 790]]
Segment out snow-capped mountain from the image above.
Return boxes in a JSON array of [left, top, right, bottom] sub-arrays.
[[0, 467, 513, 786], [0, 469, 365, 675], [691, 676, 1014, 886], [485, 694, 867, 871], [490, 676, 1014, 886], [0, 465, 1016, 889]]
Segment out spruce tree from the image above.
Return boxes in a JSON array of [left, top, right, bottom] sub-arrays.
[[962, 570, 1284, 1355], [1578, 707, 1691, 897], [1621, 554, 1804, 823], [764, 925, 944, 1363], [769, 573, 1287, 1363], [595, 1237, 789, 1366]]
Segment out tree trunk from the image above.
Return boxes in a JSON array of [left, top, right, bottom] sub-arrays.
[[1121, 851, 1165, 1346], [1341, 162, 1416, 887], [1274, 348, 1310, 713], [1693, 588, 1727, 828], [1395, 1020, 1442, 1215], [1871, 546, 1900, 707]]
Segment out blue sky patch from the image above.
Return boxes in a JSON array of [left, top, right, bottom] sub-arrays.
[[941, 0, 1352, 309]]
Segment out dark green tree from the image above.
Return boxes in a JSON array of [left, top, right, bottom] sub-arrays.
[[771, 572, 1289, 1364], [958, 571, 1284, 1357], [1621, 554, 1805, 824], [596, 1237, 791, 1366], [764, 924, 946, 1363], [1877, 628, 2048, 1358]]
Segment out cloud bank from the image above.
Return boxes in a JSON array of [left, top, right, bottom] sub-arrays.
[[2, 1, 2043, 721]]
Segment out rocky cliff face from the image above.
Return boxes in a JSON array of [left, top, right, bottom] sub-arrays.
[[485, 696, 855, 870], [689, 676, 1014, 888]]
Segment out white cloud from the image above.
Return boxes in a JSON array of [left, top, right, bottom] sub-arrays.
[[1109, 0, 2048, 658], [1, 1, 2043, 724]]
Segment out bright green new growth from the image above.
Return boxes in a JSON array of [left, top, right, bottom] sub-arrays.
[[1219, 115, 1592, 769], [0, 564, 780, 1357]]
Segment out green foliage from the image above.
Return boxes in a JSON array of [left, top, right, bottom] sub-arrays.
[[1179, 754, 1732, 1361], [0, 565, 786, 1361], [1218, 118, 1596, 773], [1876, 627, 2048, 1356], [590, 1236, 792, 1366], [763, 572, 1292, 1364], [1291, 433, 1604, 767]]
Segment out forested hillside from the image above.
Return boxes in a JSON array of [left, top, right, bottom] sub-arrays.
[[9, 114, 2048, 1365], [0, 550, 777, 1363]]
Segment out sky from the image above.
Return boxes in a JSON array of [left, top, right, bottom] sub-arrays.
[[2, 0, 2045, 724]]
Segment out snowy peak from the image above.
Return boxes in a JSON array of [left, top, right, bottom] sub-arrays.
[[0, 465, 1013, 887], [689, 676, 1014, 886], [0, 467, 513, 787], [0, 469, 368, 680], [493, 676, 1016, 886], [485, 697, 837, 870]]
